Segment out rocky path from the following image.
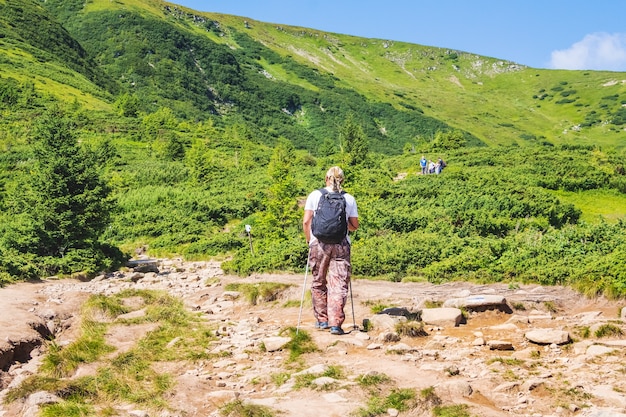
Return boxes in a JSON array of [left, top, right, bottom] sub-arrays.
[[1, 259, 626, 417]]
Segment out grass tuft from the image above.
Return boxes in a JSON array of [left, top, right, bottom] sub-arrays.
[[225, 282, 292, 305], [395, 321, 428, 337], [220, 399, 276, 417], [355, 388, 417, 417], [595, 323, 623, 338], [279, 327, 318, 362]]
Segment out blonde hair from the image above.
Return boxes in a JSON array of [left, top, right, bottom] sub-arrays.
[[326, 166, 344, 192]]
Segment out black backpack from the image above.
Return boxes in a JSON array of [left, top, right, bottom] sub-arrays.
[[311, 188, 348, 244]]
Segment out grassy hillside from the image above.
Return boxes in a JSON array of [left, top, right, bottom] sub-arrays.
[[3, 0, 626, 152], [1, 0, 626, 298], [187, 7, 626, 148]]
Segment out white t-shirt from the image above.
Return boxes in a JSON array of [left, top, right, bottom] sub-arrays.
[[305, 187, 358, 244]]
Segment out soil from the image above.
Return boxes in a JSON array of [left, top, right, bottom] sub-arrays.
[[1, 260, 626, 417]]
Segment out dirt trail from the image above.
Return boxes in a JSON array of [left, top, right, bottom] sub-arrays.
[[1, 261, 625, 417]]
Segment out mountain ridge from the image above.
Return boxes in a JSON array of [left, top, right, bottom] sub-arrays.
[[1, 0, 624, 150]]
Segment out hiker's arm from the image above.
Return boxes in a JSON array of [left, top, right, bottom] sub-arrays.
[[303, 210, 313, 244], [348, 216, 359, 232]]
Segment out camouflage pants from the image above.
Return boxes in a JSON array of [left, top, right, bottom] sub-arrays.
[[308, 239, 351, 327]]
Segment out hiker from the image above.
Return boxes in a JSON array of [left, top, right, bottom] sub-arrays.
[[302, 166, 359, 335], [435, 157, 446, 174], [428, 160, 436, 174], [420, 155, 427, 175]]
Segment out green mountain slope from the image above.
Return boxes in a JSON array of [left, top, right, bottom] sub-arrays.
[[208, 14, 626, 148], [31, 0, 626, 150]]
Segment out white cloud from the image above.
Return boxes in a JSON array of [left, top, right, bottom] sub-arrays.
[[549, 33, 626, 71]]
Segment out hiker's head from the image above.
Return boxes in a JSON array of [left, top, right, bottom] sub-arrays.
[[325, 166, 344, 192]]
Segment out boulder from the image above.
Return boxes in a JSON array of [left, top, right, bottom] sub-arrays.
[[443, 295, 511, 312], [525, 329, 570, 345], [421, 307, 463, 327]]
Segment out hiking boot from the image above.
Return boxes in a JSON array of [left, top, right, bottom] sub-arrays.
[[315, 321, 329, 330], [329, 326, 345, 335]]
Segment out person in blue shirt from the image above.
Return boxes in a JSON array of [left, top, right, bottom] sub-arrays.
[[420, 155, 427, 175]]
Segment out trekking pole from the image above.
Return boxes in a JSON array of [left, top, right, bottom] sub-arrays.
[[296, 247, 311, 335], [349, 278, 358, 331]]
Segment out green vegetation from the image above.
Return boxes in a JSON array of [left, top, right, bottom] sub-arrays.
[[395, 320, 428, 337], [0, 0, 625, 299], [294, 364, 344, 390], [357, 372, 392, 387], [355, 388, 417, 416], [279, 327, 318, 362], [486, 357, 525, 367], [220, 400, 276, 417], [433, 404, 472, 417], [594, 323, 624, 338], [224, 282, 292, 305], [5, 289, 216, 413], [365, 301, 393, 314]]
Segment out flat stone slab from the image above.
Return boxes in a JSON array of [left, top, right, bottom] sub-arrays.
[[421, 307, 463, 327], [443, 295, 511, 312], [525, 329, 570, 345], [126, 259, 159, 273]]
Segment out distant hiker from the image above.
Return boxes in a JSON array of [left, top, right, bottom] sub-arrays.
[[420, 155, 427, 175], [302, 166, 359, 335], [435, 157, 447, 174], [428, 160, 436, 174]]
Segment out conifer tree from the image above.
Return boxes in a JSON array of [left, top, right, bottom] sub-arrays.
[[264, 138, 299, 237], [340, 113, 368, 166], [23, 107, 114, 262]]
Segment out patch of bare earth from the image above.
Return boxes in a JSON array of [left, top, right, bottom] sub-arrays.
[[1, 260, 626, 417]]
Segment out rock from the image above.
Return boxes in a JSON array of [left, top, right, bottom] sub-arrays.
[[368, 314, 406, 332], [312, 376, 336, 386], [378, 307, 413, 317], [494, 382, 519, 392], [22, 391, 61, 417], [591, 385, 626, 408], [472, 337, 485, 346], [262, 336, 291, 352], [586, 344, 615, 357], [126, 259, 159, 273], [421, 307, 463, 327], [377, 332, 401, 343], [293, 364, 328, 376], [525, 329, 570, 345], [385, 343, 417, 353], [435, 380, 473, 397], [443, 295, 511, 312], [3, 259, 626, 417], [487, 340, 514, 350]]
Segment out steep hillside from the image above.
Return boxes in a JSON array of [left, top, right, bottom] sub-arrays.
[[32, 0, 470, 154], [206, 14, 626, 148], [0, 0, 114, 108], [0, 0, 618, 150]]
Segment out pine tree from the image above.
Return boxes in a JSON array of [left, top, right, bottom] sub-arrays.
[[264, 138, 300, 238], [340, 113, 368, 166], [26, 107, 113, 259]]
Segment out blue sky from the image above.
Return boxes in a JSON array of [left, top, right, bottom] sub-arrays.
[[174, 0, 626, 72]]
